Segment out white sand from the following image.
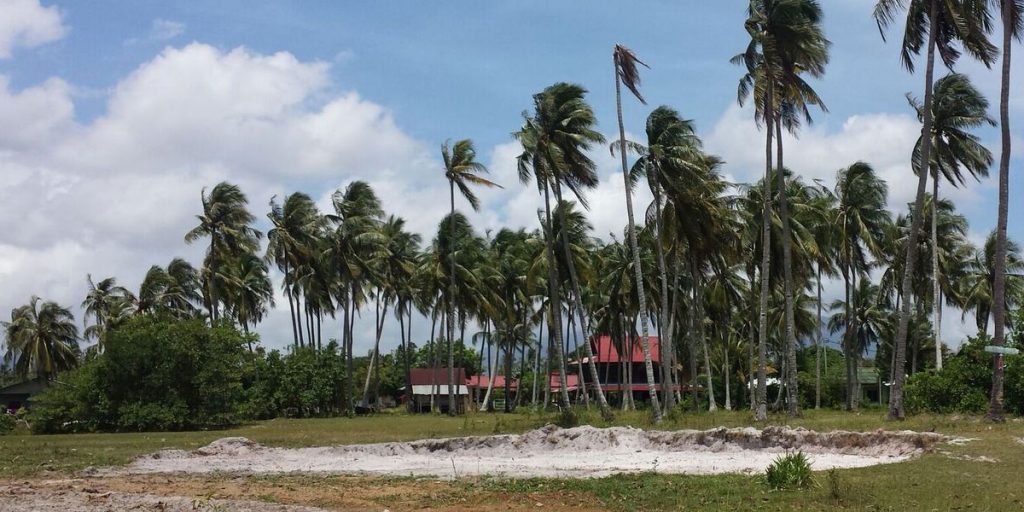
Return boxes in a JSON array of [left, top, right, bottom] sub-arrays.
[[105, 424, 945, 479]]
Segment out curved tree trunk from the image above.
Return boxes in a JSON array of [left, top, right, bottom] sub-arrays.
[[553, 184, 613, 419], [889, 4, 939, 421], [541, 182, 572, 411], [614, 55, 662, 422], [777, 119, 800, 417], [987, 0, 1013, 422]]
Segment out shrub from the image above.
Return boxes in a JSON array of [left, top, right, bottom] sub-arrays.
[[29, 316, 248, 433], [763, 451, 815, 491], [0, 413, 14, 435], [904, 335, 1013, 415]]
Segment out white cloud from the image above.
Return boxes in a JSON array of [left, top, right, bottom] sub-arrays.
[[0, 0, 66, 58], [150, 19, 184, 41]]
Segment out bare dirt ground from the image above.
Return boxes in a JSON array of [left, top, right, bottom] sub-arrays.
[[103, 424, 945, 479]]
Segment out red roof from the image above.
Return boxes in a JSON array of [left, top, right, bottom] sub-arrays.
[[585, 335, 662, 364], [549, 373, 580, 391], [466, 375, 518, 390], [409, 368, 467, 386]]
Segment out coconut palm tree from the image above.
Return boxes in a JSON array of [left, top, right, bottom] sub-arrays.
[[3, 297, 80, 381], [829, 280, 892, 403], [612, 44, 662, 422], [962, 230, 1024, 332], [908, 72, 994, 369], [987, 0, 1021, 422], [441, 139, 499, 416], [185, 182, 261, 323], [224, 252, 274, 339], [81, 275, 135, 352], [266, 193, 325, 348], [833, 162, 891, 410], [516, 82, 609, 417], [873, 0, 997, 420]]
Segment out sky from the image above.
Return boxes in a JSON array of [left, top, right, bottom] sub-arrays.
[[0, 0, 1021, 357]]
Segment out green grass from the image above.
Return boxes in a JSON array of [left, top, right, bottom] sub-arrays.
[[2, 408, 1023, 510]]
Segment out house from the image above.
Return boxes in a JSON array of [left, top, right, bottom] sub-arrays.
[[465, 374, 518, 403], [0, 380, 47, 412], [572, 335, 683, 402], [407, 368, 469, 414]]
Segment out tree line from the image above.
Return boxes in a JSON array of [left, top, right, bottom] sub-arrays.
[[3, 0, 1021, 424]]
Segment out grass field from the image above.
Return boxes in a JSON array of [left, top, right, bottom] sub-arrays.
[[2, 408, 1023, 510]]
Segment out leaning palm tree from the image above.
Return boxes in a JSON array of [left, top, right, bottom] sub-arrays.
[[3, 297, 80, 381], [613, 44, 662, 422], [441, 139, 499, 416], [266, 193, 325, 348], [987, 0, 1022, 422], [184, 182, 261, 322], [224, 252, 274, 340], [961, 230, 1024, 333], [873, 0, 997, 420], [908, 72, 994, 370], [516, 82, 610, 417]]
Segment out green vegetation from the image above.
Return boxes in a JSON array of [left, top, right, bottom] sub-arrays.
[[763, 451, 815, 490]]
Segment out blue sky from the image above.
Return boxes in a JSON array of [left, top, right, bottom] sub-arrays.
[[0, 0, 1020, 354]]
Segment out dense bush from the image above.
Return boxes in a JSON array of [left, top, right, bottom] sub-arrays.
[[29, 316, 249, 433], [796, 347, 847, 409], [0, 413, 15, 434], [905, 335, 1024, 415], [245, 344, 347, 418]]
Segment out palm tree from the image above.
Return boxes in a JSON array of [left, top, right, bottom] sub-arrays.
[[266, 193, 325, 348], [516, 82, 609, 417], [184, 182, 261, 322], [612, 44, 662, 422], [908, 72, 994, 369], [873, 0, 997, 420], [735, 0, 830, 419], [81, 275, 135, 352], [829, 280, 892, 402], [962, 230, 1024, 333], [3, 297, 80, 381], [326, 181, 386, 416], [987, 0, 1021, 422], [441, 139, 499, 416], [833, 162, 891, 410], [224, 253, 274, 340]]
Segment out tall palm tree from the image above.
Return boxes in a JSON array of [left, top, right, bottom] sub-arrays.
[[735, 0, 830, 419], [987, 0, 1022, 422], [441, 139, 499, 416], [3, 297, 80, 381], [962, 230, 1024, 333], [516, 82, 609, 417], [184, 182, 261, 323], [834, 162, 891, 410], [908, 72, 994, 369], [613, 44, 662, 422], [873, 0, 997, 420], [326, 181, 386, 416], [224, 252, 274, 340], [266, 193, 325, 348]]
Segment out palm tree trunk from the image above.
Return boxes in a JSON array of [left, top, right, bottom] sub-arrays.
[[987, 0, 1013, 422], [541, 181, 572, 411], [429, 309, 438, 413], [688, 258, 700, 413], [341, 297, 351, 415], [651, 180, 676, 413], [345, 290, 356, 416], [889, 3, 939, 421], [284, 260, 299, 348], [724, 330, 732, 410], [932, 178, 942, 370], [399, 302, 413, 412], [755, 81, 774, 423], [776, 118, 800, 417], [695, 267, 716, 412], [533, 315, 543, 407], [295, 294, 305, 348], [447, 180, 458, 416], [568, 311, 590, 408], [361, 291, 387, 407], [614, 61, 662, 422], [481, 338, 498, 411], [552, 185, 613, 419], [505, 328, 514, 413], [815, 265, 822, 409]]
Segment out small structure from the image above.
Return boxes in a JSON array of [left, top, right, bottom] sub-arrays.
[[407, 368, 469, 414], [0, 380, 47, 412], [465, 374, 519, 405]]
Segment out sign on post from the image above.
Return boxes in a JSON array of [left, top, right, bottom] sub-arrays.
[[984, 346, 1020, 356]]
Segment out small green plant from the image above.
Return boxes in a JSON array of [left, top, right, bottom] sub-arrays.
[[826, 468, 850, 502], [763, 451, 815, 491], [0, 413, 15, 435], [555, 408, 578, 428]]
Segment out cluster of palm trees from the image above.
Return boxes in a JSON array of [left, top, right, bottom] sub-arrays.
[[3, 0, 1020, 425]]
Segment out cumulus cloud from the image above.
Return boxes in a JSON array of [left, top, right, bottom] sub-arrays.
[[0, 0, 66, 58]]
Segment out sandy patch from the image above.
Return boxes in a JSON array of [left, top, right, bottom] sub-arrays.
[[0, 480, 326, 511], [99, 424, 945, 479]]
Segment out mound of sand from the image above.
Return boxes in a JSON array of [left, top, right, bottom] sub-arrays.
[[106, 424, 947, 479]]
